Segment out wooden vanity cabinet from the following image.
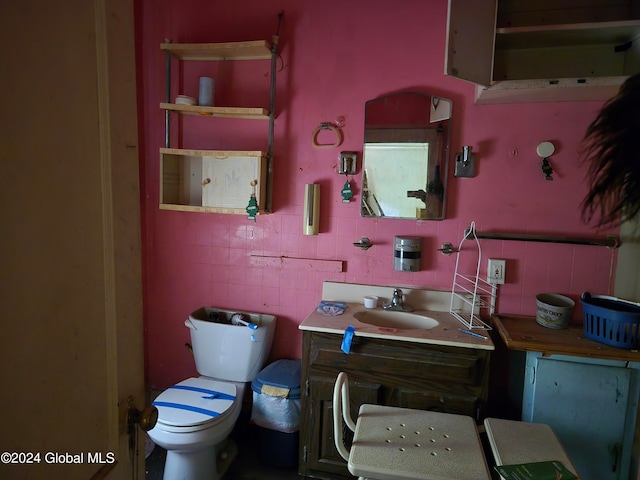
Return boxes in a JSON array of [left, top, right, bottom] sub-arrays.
[[298, 330, 491, 479]]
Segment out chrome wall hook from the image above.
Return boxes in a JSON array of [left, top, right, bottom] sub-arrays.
[[353, 237, 373, 250], [437, 242, 457, 255], [455, 145, 476, 177]]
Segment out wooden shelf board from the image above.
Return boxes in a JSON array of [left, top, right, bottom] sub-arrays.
[[159, 203, 264, 215], [496, 20, 640, 49], [160, 40, 271, 61], [250, 255, 344, 273], [475, 76, 625, 104], [160, 103, 269, 120], [160, 147, 266, 157]]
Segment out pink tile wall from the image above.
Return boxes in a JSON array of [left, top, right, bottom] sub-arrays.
[[137, 0, 619, 389]]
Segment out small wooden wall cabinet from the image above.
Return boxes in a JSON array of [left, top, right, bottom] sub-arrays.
[[298, 330, 491, 479], [160, 148, 266, 214]]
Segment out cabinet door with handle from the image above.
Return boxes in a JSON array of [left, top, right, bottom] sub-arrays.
[[299, 374, 381, 479], [445, 0, 497, 86], [523, 353, 640, 480]]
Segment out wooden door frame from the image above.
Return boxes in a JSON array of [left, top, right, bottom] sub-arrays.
[[94, 0, 146, 477]]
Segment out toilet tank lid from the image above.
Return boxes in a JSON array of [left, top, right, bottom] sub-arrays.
[[251, 359, 301, 399]]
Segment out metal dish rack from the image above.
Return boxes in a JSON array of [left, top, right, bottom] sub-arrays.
[[450, 222, 496, 330]]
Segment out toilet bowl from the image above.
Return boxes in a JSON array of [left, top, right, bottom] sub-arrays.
[[149, 377, 245, 480], [148, 308, 276, 480]]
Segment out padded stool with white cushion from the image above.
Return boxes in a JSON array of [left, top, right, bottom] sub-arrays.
[[484, 417, 580, 479]]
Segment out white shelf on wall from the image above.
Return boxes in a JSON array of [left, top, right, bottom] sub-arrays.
[[445, 0, 640, 103]]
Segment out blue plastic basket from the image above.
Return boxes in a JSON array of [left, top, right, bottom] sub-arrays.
[[580, 293, 640, 350]]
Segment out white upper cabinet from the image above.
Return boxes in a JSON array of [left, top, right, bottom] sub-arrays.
[[445, 0, 497, 87], [445, 0, 640, 103]]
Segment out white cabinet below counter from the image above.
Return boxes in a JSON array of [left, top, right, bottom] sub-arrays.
[[523, 352, 639, 480], [493, 314, 640, 480]]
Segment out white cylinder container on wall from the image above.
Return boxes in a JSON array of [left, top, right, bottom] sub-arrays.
[[303, 184, 320, 235], [394, 236, 422, 272]]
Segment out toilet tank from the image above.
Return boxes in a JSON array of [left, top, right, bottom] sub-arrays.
[[185, 307, 276, 382]]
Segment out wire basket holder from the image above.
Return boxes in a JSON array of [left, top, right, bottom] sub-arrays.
[[450, 221, 496, 330]]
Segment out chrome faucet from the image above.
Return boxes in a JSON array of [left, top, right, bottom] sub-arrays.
[[382, 288, 413, 312]]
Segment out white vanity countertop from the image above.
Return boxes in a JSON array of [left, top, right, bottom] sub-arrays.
[[299, 303, 495, 351]]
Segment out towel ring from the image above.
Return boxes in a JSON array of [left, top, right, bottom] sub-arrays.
[[311, 122, 342, 149]]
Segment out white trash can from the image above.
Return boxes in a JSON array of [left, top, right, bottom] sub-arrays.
[[251, 359, 301, 468]]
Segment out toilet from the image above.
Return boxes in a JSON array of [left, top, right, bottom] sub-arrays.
[[148, 307, 276, 480]]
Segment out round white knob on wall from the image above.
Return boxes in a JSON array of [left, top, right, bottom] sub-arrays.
[[536, 141, 555, 158]]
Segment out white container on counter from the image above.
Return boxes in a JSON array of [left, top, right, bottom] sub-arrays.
[[536, 293, 574, 329]]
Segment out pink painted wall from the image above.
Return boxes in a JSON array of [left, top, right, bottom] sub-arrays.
[[137, 0, 619, 389]]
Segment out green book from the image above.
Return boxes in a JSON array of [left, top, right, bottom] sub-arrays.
[[494, 460, 578, 480]]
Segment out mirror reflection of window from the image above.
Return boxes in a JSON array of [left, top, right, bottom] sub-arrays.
[[363, 143, 429, 218], [361, 92, 452, 220]]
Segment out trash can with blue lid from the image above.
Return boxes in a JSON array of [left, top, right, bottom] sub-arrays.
[[251, 358, 301, 468]]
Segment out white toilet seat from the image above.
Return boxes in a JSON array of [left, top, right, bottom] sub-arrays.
[[153, 377, 237, 432]]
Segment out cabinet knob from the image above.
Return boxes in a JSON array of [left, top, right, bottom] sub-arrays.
[[202, 178, 211, 186]]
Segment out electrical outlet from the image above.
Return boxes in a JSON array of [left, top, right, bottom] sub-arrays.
[[487, 258, 506, 284]]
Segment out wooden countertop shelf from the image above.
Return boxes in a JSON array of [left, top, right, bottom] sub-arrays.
[[492, 314, 640, 362]]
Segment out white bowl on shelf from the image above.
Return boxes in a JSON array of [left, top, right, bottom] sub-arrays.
[[175, 95, 197, 105]]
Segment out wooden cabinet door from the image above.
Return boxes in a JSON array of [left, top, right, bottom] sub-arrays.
[[445, 0, 497, 86], [301, 374, 381, 479], [392, 386, 480, 418]]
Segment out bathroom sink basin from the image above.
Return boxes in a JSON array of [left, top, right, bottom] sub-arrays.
[[353, 310, 440, 330]]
